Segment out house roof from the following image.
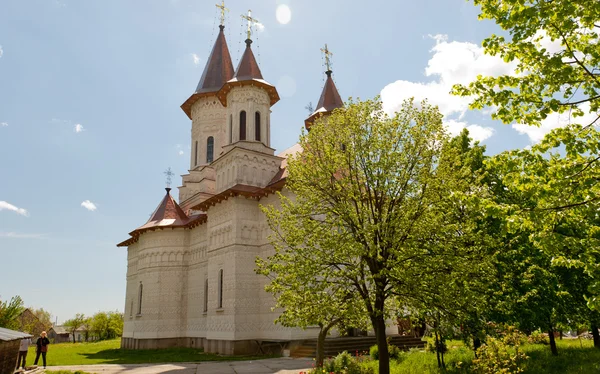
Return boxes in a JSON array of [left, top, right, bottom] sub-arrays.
[[50, 326, 69, 335], [181, 25, 234, 119], [0, 327, 32, 342]]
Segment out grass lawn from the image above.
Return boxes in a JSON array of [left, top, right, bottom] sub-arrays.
[[357, 338, 600, 374], [25, 339, 271, 366]]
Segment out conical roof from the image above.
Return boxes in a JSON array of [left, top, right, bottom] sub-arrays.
[[234, 39, 263, 80], [181, 25, 234, 119], [216, 39, 280, 107], [117, 188, 206, 247], [305, 70, 344, 129]]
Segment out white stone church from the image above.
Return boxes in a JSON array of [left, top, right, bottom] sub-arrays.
[[117, 9, 395, 354]]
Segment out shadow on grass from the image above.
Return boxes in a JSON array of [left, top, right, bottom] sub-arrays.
[[521, 342, 600, 374], [78, 347, 274, 365]]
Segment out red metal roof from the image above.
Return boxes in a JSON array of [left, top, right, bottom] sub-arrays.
[[117, 188, 206, 247], [181, 25, 234, 119], [305, 70, 344, 129], [216, 39, 280, 107]]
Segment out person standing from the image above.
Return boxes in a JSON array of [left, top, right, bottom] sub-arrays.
[[17, 336, 32, 370], [33, 331, 50, 368]]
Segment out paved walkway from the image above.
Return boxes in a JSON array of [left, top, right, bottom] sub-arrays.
[[45, 358, 313, 374]]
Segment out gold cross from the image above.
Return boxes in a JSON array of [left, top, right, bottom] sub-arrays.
[[164, 167, 174, 188], [321, 44, 333, 72], [215, 1, 228, 26], [241, 10, 259, 40]]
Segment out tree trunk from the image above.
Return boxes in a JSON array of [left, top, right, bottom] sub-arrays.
[[373, 313, 390, 374], [548, 328, 558, 356], [591, 323, 600, 349], [72, 332, 76, 343], [473, 336, 482, 356], [315, 323, 328, 368]]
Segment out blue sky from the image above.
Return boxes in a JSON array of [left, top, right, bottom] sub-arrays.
[[0, 0, 550, 324]]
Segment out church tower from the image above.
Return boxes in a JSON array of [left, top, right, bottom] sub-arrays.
[[178, 11, 235, 208], [304, 44, 344, 129]]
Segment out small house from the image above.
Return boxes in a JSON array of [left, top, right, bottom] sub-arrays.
[[0, 327, 32, 374], [48, 326, 70, 343]]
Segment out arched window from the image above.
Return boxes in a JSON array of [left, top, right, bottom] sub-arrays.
[[229, 115, 233, 144], [129, 299, 133, 317], [239, 111, 246, 141], [203, 279, 208, 313], [137, 283, 143, 315], [206, 137, 214, 163], [218, 269, 224, 308], [194, 141, 198, 166], [255, 112, 261, 141]]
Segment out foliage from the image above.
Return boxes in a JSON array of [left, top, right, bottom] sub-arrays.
[[261, 97, 491, 374], [453, 0, 600, 128], [471, 327, 528, 374], [64, 313, 86, 343], [0, 295, 24, 330], [19, 307, 53, 336], [369, 344, 402, 361], [527, 331, 549, 345], [90, 311, 123, 340], [24, 338, 269, 366]]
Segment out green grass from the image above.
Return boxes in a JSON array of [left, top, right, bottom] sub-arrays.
[[356, 338, 600, 374], [25, 338, 272, 366]]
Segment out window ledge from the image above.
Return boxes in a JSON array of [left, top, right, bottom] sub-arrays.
[[202, 311, 207, 316], [216, 308, 224, 313], [135, 314, 142, 318]]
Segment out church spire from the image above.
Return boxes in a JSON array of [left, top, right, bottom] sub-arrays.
[[181, 5, 235, 119], [305, 44, 344, 129], [216, 10, 279, 107]]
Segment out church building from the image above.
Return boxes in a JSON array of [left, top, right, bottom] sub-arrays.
[[117, 6, 348, 354]]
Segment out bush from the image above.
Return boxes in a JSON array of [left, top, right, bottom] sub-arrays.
[[306, 351, 369, 374], [527, 330, 549, 345], [369, 344, 402, 360], [472, 337, 528, 374]]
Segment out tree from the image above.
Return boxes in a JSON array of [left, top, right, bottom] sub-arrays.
[[91, 311, 123, 340], [453, 0, 600, 128], [256, 219, 368, 367], [64, 313, 86, 343], [0, 296, 24, 330], [261, 97, 487, 374]]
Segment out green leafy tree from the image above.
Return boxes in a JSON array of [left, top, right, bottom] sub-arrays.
[[64, 313, 86, 343], [0, 295, 24, 330], [256, 223, 368, 367], [453, 0, 600, 128], [91, 311, 123, 340], [261, 97, 488, 374]]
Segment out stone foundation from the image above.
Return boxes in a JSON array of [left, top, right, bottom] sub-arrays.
[[120, 337, 280, 355]]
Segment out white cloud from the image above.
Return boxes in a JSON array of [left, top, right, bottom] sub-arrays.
[[0, 201, 29, 216], [254, 22, 265, 33], [191, 53, 201, 65], [276, 5, 292, 25], [513, 102, 599, 143], [81, 200, 97, 211], [444, 120, 495, 142], [0, 232, 44, 239], [381, 34, 515, 142], [74, 123, 84, 133], [1, 122, 7, 127], [178, 150, 184, 156], [0, 45, 3, 59]]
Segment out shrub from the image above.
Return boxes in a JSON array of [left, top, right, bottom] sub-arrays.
[[471, 336, 528, 374], [368, 344, 402, 360], [369, 344, 379, 360], [527, 330, 549, 345]]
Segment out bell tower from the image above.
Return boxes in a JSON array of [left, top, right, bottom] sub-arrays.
[[305, 44, 344, 129]]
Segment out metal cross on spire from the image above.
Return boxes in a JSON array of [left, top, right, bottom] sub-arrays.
[[215, 0, 228, 27], [321, 44, 333, 72], [164, 167, 174, 188], [241, 9, 259, 40]]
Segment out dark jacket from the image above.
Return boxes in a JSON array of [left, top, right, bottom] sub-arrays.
[[36, 337, 50, 352]]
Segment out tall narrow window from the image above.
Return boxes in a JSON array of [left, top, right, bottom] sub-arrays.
[[239, 111, 246, 141], [137, 283, 143, 315], [129, 299, 133, 317], [203, 279, 208, 313], [194, 141, 198, 166], [229, 115, 233, 143], [255, 112, 261, 141], [206, 137, 214, 163], [218, 269, 224, 308]]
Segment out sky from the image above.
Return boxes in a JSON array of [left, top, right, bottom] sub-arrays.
[[0, 0, 566, 325]]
